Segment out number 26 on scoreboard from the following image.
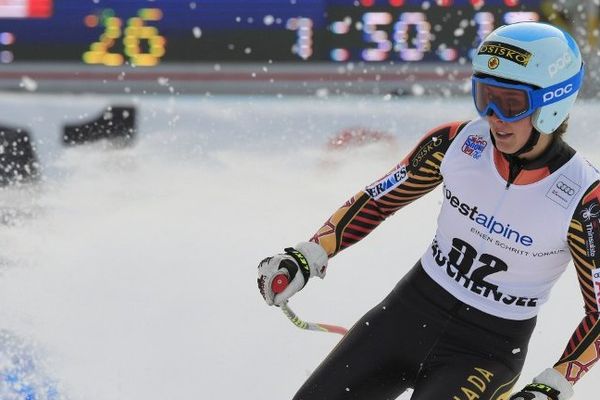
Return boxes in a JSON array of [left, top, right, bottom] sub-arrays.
[[83, 8, 166, 67]]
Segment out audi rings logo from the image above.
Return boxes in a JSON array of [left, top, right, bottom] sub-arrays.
[[546, 174, 581, 209], [557, 181, 576, 195]]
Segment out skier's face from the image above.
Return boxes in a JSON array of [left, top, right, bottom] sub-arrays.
[[486, 113, 534, 155]]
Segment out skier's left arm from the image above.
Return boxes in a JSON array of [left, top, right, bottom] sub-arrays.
[[511, 180, 600, 400], [556, 180, 600, 384]]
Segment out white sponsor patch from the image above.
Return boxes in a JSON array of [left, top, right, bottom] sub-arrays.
[[365, 164, 408, 199], [545, 174, 581, 209], [593, 268, 600, 309]]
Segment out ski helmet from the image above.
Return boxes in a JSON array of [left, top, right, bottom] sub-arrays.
[[472, 22, 584, 134]]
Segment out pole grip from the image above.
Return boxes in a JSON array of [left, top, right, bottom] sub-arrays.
[[271, 273, 289, 294]]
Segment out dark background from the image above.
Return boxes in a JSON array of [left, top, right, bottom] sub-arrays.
[[0, 0, 545, 64]]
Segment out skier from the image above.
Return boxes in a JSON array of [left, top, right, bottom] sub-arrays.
[[257, 22, 597, 400]]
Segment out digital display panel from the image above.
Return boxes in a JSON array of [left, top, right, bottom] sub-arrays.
[[0, 0, 545, 66]]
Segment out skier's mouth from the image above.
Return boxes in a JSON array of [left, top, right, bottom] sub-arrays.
[[494, 131, 513, 140]]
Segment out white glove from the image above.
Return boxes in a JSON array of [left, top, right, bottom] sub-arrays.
[[257, 242, 328, 306], [510, 369, 574, 400]]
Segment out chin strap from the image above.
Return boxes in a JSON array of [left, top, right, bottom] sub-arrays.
[[489, 127, 542, 189], [511, 128, 541, 157]]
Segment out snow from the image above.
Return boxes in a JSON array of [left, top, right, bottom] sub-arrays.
[[0, 93, 598, 399]]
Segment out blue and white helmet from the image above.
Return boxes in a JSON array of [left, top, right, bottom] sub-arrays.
[[472, 22, 584, 134]]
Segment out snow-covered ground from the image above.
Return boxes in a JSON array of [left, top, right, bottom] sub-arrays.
[[0, 93, 598, 399]]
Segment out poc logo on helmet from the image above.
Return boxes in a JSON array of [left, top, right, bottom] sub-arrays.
[[548, 52, 572, 77], [542, 84, 573, 103]]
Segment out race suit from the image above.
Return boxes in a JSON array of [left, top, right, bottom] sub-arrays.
[[294, 118, 600, 400]]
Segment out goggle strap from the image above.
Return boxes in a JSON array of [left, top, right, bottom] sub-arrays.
[[530, 65, 585, 108]]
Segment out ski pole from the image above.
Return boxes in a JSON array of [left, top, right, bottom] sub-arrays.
[[271, 274, 348, 336]]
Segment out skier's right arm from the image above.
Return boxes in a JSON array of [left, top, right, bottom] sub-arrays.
[[257, 121, 467, 305], [311, 120, 467, 257]]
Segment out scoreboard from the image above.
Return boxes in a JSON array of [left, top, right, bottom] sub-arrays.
[[0, 0, 545, 66]]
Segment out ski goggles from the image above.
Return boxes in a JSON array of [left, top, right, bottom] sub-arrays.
[[472, 65, 584, 122]]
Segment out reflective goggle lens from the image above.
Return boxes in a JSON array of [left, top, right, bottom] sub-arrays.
[[474, 80, 531, 120]]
